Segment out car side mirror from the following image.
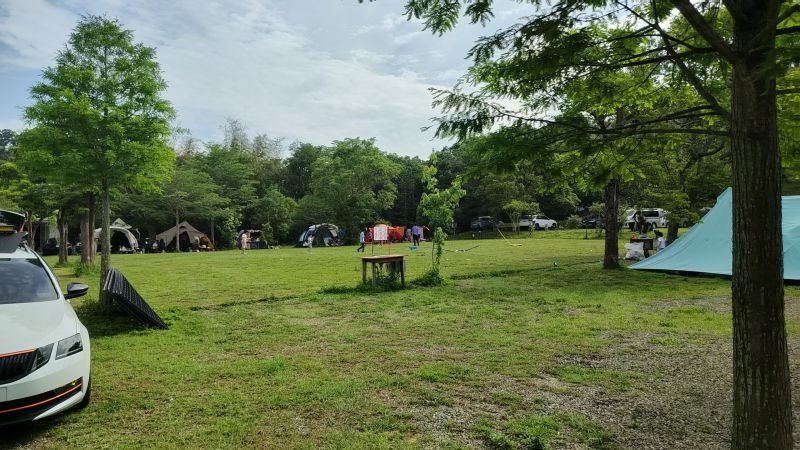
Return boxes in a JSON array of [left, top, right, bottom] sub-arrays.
[[65, 283, 89, 300]]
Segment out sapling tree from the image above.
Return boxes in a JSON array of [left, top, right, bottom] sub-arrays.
[[418, 154, 466, 276], [503, 200, 538, 234]]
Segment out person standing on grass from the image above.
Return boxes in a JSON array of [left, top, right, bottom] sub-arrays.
[[655, 230, 666, 251], [412, 223, 421, 246], [240, 231, 249, 254], [357, 227, 366, 252]]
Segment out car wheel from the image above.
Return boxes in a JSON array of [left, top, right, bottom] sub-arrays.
[[77, 376, 91, 409]]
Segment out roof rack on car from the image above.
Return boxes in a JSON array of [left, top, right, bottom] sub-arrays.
[[0, 210, 29, 254]]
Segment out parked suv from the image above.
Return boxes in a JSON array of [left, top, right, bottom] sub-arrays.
[[470, 216, 497, 231], [0, 210, 91, 426], [530, 214, 558, 230]]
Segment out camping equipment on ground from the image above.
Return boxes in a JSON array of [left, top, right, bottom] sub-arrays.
[[101, 268, 168, 329], [624, 242, 645, 260]]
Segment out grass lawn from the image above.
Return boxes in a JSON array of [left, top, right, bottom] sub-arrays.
[[5, 232, 800, 449]]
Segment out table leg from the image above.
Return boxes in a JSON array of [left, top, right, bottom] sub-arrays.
[[372, 263, 377, 287], [362, 260, 367, 284], [400, 260, 405, 287]]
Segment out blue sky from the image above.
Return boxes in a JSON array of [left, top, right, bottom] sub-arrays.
[[0, 0, 530, 157]]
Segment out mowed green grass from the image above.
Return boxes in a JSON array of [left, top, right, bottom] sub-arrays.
[[5, 235, 799, 449]]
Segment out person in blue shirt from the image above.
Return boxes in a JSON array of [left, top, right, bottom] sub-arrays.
[[412, 224, 421, 246]]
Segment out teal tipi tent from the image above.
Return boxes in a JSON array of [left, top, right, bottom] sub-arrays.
[[630, 188, 800, 280]]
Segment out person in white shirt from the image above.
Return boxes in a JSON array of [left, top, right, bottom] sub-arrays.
[[357, 227, 366, 252], [655, 230, 667, 251]]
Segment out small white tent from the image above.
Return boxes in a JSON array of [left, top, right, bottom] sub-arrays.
[[94, 220, 139, 254]]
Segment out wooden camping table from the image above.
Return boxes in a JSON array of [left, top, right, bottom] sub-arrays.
[[361, 254, 405, 287]]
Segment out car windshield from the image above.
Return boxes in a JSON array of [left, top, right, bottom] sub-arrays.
[[0, 258, 59, 304]]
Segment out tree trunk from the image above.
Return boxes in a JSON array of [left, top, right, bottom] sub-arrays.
[[210, 217, 215, 247], [80, 193, 96, 266], [57, 208, 68, 265], [602, 178, 620, 269], [730, 2, 791, 448], [666, 222, 679, 245], [100, 182, 111, 283], [175, 209, 180, 251]]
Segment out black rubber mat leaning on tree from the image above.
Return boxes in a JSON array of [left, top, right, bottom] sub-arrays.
[[101, 269, 168, 329]]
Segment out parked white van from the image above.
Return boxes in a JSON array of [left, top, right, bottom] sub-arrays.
[[625, 208, 669, 230]]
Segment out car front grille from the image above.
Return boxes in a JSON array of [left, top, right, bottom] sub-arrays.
[[0, 350, 37, 385]]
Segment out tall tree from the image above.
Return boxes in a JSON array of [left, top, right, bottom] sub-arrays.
[[284, 142, 325, 200], [0, 129, 15, 161], [163, 167, 228, 247], [22, 16, 174, 280], [365, 0, 799, 447], [307, 138, 401, 241]]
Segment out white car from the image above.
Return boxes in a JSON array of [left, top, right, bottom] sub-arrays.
[[530, 214, 558, 230], [0, 212, 91, 426]]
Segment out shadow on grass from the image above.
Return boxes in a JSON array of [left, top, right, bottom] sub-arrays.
[[1, 413, 75, 447], [188, 294, 300, 311], [73, 300, 151, 337]]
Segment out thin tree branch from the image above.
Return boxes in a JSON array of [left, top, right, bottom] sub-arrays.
[[778, 4, 800, 24], [777, 88, 800, 95], [624, 0, 731, 119], [669, 0, 738, 63], [777, 26, 800, 35], [721, 0, 748, 24]]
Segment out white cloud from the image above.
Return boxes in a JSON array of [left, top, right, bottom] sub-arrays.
[[0, 0, 77, 71], [0, 0, 531, 156]]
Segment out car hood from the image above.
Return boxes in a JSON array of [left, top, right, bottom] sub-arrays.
[[0, 300, 79, 353]]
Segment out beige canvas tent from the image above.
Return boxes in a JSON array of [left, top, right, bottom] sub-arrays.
[[156, 221, 214, 252]]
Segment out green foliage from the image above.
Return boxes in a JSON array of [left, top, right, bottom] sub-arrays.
[[250, 187, 296, 243], [418, 153, 466, 271], [477, 415, 559, 450], [503, 199, 539, 232], [0, 129, 15, 161], [304, 138, 401, 242], [564, 215, 582, 229], [418, 155, 466, 230], [412, 268, 447, 287], [283, 143, 325, 199], [19, 16, 174, 193], [163, 166, 228, 225], [0, 162, 29, 211], [217, 209, 240, 249]]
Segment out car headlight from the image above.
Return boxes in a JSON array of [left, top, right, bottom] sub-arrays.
[[55, 333, 83, 360], [32, 343, 54, 371]]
